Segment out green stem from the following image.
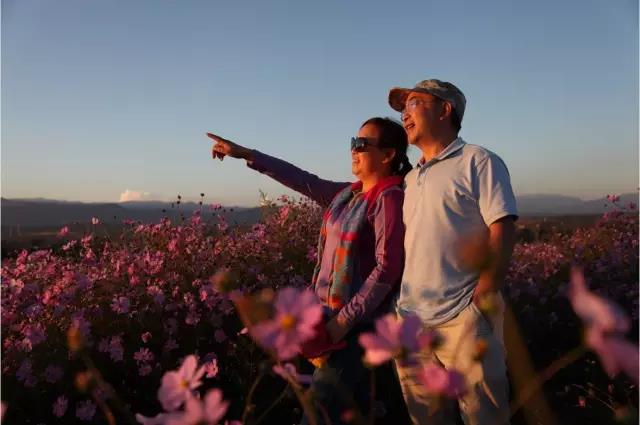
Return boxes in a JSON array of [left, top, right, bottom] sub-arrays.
[[368, 368, 376, 425], [510, 345, 587, 418], [253, 385, 288, 425], [241, 372, 265, 424]]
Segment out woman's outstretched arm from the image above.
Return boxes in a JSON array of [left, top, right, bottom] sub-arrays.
[[207, 132, 349, 208]]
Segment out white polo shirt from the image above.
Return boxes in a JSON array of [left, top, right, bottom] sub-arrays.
[[396, 137, 518, 326]]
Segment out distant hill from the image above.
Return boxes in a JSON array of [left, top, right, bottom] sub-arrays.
[[1, 193, 636, 228], [1, 198, 261, 228], [516, 193, 637, 216]]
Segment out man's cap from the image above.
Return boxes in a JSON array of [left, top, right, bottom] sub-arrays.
[[388, 79, 466, 123]]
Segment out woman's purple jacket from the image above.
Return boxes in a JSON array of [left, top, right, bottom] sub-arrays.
[[247, 150, 405, 328]]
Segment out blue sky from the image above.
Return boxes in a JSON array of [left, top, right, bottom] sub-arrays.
[[2, 0, 638, 205]]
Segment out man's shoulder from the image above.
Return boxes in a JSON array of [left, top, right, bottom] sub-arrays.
[[460, 142, 509, 169], [460, 142, 497, 160]]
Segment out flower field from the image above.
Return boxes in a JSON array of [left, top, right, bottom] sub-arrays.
[[1, 196, 638, 424]]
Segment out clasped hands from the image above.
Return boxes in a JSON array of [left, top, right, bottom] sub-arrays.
[[299, 321, 347, 359]]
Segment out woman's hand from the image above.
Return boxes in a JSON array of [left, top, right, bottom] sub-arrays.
[[325, 316, 350, 343], [206, 133, 253, 161]]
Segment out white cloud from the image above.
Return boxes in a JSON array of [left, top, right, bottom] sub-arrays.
[[119, 189, 152, 202]]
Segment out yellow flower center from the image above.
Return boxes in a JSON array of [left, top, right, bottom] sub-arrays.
[[280, 314, 296, 330]]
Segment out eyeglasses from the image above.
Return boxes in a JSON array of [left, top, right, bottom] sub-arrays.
[[350, 137, 379, 152], [402, 97, 441, 115]]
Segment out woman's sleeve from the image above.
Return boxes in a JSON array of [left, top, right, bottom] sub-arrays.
[[335, 187, 405, 329], [247, 150, 350, 208]]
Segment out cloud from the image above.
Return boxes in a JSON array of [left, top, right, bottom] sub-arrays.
[[119, 189, 152, 202]]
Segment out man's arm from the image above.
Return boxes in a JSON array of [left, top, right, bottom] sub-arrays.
[[473, 216, 516, 305]]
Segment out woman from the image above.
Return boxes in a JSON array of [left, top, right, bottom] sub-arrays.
[[206, 117, 411, 424]]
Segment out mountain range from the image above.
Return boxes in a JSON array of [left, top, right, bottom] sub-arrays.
[[1, 193, 637, 228]]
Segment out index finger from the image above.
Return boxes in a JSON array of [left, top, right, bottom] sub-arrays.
[[206, 132, 228, 143]]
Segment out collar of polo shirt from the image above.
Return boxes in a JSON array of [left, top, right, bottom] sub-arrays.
[[416, 137, 466, 168]]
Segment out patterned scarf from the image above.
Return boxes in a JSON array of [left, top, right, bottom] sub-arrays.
[[311, 175, 403, 312]]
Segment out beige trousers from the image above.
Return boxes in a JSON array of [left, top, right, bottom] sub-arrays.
[[395, 297, 510, 425]]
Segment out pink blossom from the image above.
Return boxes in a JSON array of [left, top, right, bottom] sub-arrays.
[[58, 226, 70, 237], [136, 412, 172, 425], [306, 247, 317, 262], [202, 353, 219, 378], [134, 348, 155, 363], [111, 296, 131, 314], [569, 269, 639, 383], [164, 338, 179, 353], [214, 329, 227, 343], [141, 332, 152, 343], [44, 365, 64, 383], [358, 314, 431, 366], [165, 389, 229, 425], [250, 287, 323, 360], [21, 324, 46, 351], [62, 240, 77, 250], [606, 194, 620, 203], [91, 217, 100, 225], [157, 355, 206, 411], [76, 400, 96, 421], [419, 362, 467, 398], [167, 239, 179, 252], [99, 336, 124, 362], [53, 395, 68, 417], [273, 363, 312, 385], [568, 269, 629, 334], [139, 364, 153, 376], [16, 359, 33, 384]]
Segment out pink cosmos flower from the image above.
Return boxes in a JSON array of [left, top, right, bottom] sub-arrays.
[[569, 269, 639, 383], [99, 336, 124, 362], [53, 395, 68, 417], [44, 365, 64, 383], [358, 314, 434, 366], [58, 226, 70, 237], [214, 329, 227, 343], [141, 332, 152, 343], [76, 400, 96, 421], [163, 339, 179, 353], [165, 389, 229, 425], [273, 363, 313, 385], [157, 355, 206, 411], [568, 268, 630, 334], [16, 359, 33, 384], [139, 364, 153, 376], [91, 217, 100, 225], [111, 296, 131, 314], [250, 287, 323, 360], [419, 362, 467, 398], [62, 240, 77, 250], [202, 352, 219, 378], [21, 324, 46, 351], [134, 348, 154, 363], [606, 194, 620, 203]]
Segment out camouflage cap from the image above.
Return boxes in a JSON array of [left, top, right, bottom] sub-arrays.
[[388, 79, 466, 123]]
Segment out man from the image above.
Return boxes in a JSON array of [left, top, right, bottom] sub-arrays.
[[388, 79, 518, 425]]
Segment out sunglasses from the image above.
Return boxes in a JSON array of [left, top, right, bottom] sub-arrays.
[[350, 137, 380, 152]]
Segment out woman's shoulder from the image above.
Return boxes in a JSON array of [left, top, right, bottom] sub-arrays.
[[368, 185, 404, 217], [377, 185, 404, 201]]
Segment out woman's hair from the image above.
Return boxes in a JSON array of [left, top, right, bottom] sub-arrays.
[[361, 117, 412, 177]]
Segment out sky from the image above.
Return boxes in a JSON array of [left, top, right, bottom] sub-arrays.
[[2, 0, 638, 206]]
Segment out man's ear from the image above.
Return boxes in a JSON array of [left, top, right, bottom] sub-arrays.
[[440, 101, 453, 121]]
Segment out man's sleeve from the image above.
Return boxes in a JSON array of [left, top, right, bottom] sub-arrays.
[[475, 153, 519, 226]]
